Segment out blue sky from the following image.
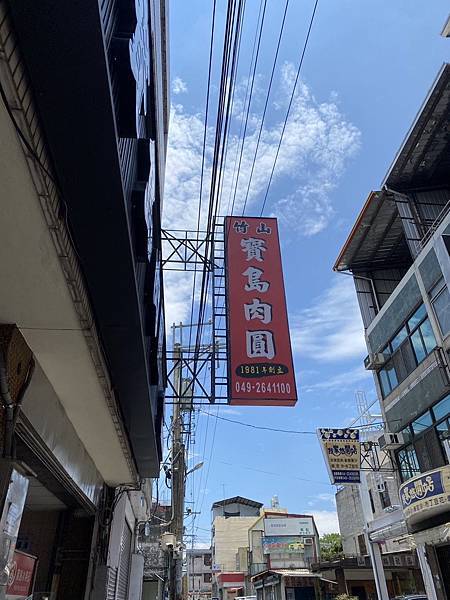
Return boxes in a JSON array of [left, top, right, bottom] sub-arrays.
[[162, 1, 449, 543]]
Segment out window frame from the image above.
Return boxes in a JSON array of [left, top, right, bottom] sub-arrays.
[[395, 393, 450, 481], [431, 278, 450, 339], [377, 303, 436, 398]]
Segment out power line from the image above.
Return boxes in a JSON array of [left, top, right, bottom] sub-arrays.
[[225, 0, 265, 216], [218, 460, 331, 486], [259, 0, 320, 217], [187, 0, 217, 355], [241, 0, 291, 216], [199, 410, 386, 434], [229, 0, 268, 216]]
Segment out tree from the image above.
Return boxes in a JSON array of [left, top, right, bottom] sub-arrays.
[[319, 532, 343, 561]]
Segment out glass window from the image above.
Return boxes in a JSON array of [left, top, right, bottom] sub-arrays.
[[433, 286, 450, 337], [408, 304, 427, 331], [386, 362, 398, 390], [391, 327, 407, 352], [433, 395, 450, 421], [420, 319, 436, 354], [397, 445, 420, 482], [411, 329, 427, 363], [379, 369, 391, 396], [436, 419, 450, 441], [412, 411, 433, 434], [400, 426, 412, 444], [437, 419, 450, 463]]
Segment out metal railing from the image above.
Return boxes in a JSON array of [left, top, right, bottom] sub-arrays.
[[420, 197, 450, 249]]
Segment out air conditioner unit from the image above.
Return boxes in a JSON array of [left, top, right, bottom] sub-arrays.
[[303, 538, 313, 545], [364, 353, 386, 370], [376, 482, 386, 493], [378, 432, 404, 450]]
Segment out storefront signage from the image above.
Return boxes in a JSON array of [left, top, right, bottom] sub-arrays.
[[129, 0, 150, 137], [262, 536, 305, 554], [6, 550, 37, 599], [399, 465, 450, 527], [264, 517, 314, 536], [317, 428, 361, 484], [225, 217, 297, 406]]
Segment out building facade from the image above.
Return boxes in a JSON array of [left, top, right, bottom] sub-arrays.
[[248, 510, 320, 577], [211, 497, 263, 600], [0, 0, 169, 598], [334, 63, 450, 599], [335, 469, 424, 598], [186, 548, 212, 600]]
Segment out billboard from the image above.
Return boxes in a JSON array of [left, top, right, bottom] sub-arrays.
[[318, 428, 361, 484], [263, 536, 305, 554], [264, 517, 314, 536], [224, 217, 296, 406], [399, 465, 450, 528]]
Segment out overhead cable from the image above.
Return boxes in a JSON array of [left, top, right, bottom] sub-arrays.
[[259, 0, 320, 216], [241, 0, 291, 216]]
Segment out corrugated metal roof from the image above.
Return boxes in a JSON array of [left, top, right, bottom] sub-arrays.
[[211, 496, 263, 509], [252, 569, 336, 585], [383, 63, 450, 190], [333, 190, 411, 272]]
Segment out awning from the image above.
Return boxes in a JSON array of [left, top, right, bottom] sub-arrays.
[[252, 569, 336, 585], [383, 63, 450, 191], [333, 190, 411, 272]]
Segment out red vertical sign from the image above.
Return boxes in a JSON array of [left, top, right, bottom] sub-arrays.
[[225, 217, 297, 406]]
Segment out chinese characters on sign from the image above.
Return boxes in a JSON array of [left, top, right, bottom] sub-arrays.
[[6, 550, 37, 598], [225, 217, 296, 406], [399, 465, 450, 527], [317, 428, 361, 484]]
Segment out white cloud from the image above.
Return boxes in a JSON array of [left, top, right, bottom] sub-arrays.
[[163, 67, 360, 235], [291, 276, 367, 362], [162, 68, 360, 329], [303, 366, 371, 393], [172, 76, 188, 94], [311, 510, 340, 535], [163, 271, 195, 332], [315, 493, 336, 504]]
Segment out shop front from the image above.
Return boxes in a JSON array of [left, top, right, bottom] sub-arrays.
[[252, 569, 335, 600], [399, 465, 450, 600]]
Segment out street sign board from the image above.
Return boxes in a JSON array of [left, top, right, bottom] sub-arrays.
[[264, 517, 314, 536], [318, 428, 361, 484], [224, 216, 296, 406]]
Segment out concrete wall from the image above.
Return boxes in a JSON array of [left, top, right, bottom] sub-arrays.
[[336, 486, 365, 556], [212, 501, 261, 520], [187, 549, 212, 595], [213, 516, 258, 571]]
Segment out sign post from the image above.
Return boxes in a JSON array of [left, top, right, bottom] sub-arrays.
[[317, 427, 389, 600], [317, 428, 361, 484], [224, 217, 296, 407]]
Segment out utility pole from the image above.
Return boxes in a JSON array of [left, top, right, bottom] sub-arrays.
[[169, 342, 185, 600]]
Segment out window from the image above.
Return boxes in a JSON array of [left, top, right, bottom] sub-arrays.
[[411, 411, 433, 434], [397, 444, 420, 482], [203, 554, 212, 567], [431, 279, 450, 338], [434, 394, 450, 421], [368, 489, 375, 513], [391, 327, 407, 351], [203, 573, 212, 584], [378, 303, 436, 397], [379, 486, 391, 509]]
